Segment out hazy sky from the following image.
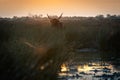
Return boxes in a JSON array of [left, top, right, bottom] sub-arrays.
[[0, 0, 120, 17]]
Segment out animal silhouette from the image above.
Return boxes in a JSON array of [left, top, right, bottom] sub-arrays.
[[47, 13, 63, 28]]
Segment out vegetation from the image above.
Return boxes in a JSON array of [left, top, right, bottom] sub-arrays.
[[0, 14, 120, 80]]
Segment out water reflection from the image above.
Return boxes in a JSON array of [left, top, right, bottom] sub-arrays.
[[61, 64, 69, 72], [78, 65, 93, 72], [58, 62, 120, 80]]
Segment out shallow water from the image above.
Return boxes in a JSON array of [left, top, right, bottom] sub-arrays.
[[58, 61, 120, 80]]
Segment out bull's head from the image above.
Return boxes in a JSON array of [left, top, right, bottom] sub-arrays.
[[47, 13, 63, 28]]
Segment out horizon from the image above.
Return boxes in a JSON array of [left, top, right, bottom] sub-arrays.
[[0, 13, 120, 18]]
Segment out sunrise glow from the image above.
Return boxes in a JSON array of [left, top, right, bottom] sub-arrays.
[[0, 0, 120, 17]]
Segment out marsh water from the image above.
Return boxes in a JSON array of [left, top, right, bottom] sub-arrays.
[[57, 52, 120, 80]]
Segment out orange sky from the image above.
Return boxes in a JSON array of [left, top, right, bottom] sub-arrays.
[[0, 0, 120, 17]]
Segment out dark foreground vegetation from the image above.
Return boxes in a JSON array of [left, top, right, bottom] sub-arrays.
[[0, 14, 120, 80]]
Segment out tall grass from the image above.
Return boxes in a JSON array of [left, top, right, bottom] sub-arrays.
[[0, 15, 120, 80]]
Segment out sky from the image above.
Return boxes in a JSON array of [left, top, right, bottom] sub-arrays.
[[0, 0, 120, 17]]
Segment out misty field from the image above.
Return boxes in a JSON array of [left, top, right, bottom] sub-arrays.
[[0, 15, 120, 80]]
